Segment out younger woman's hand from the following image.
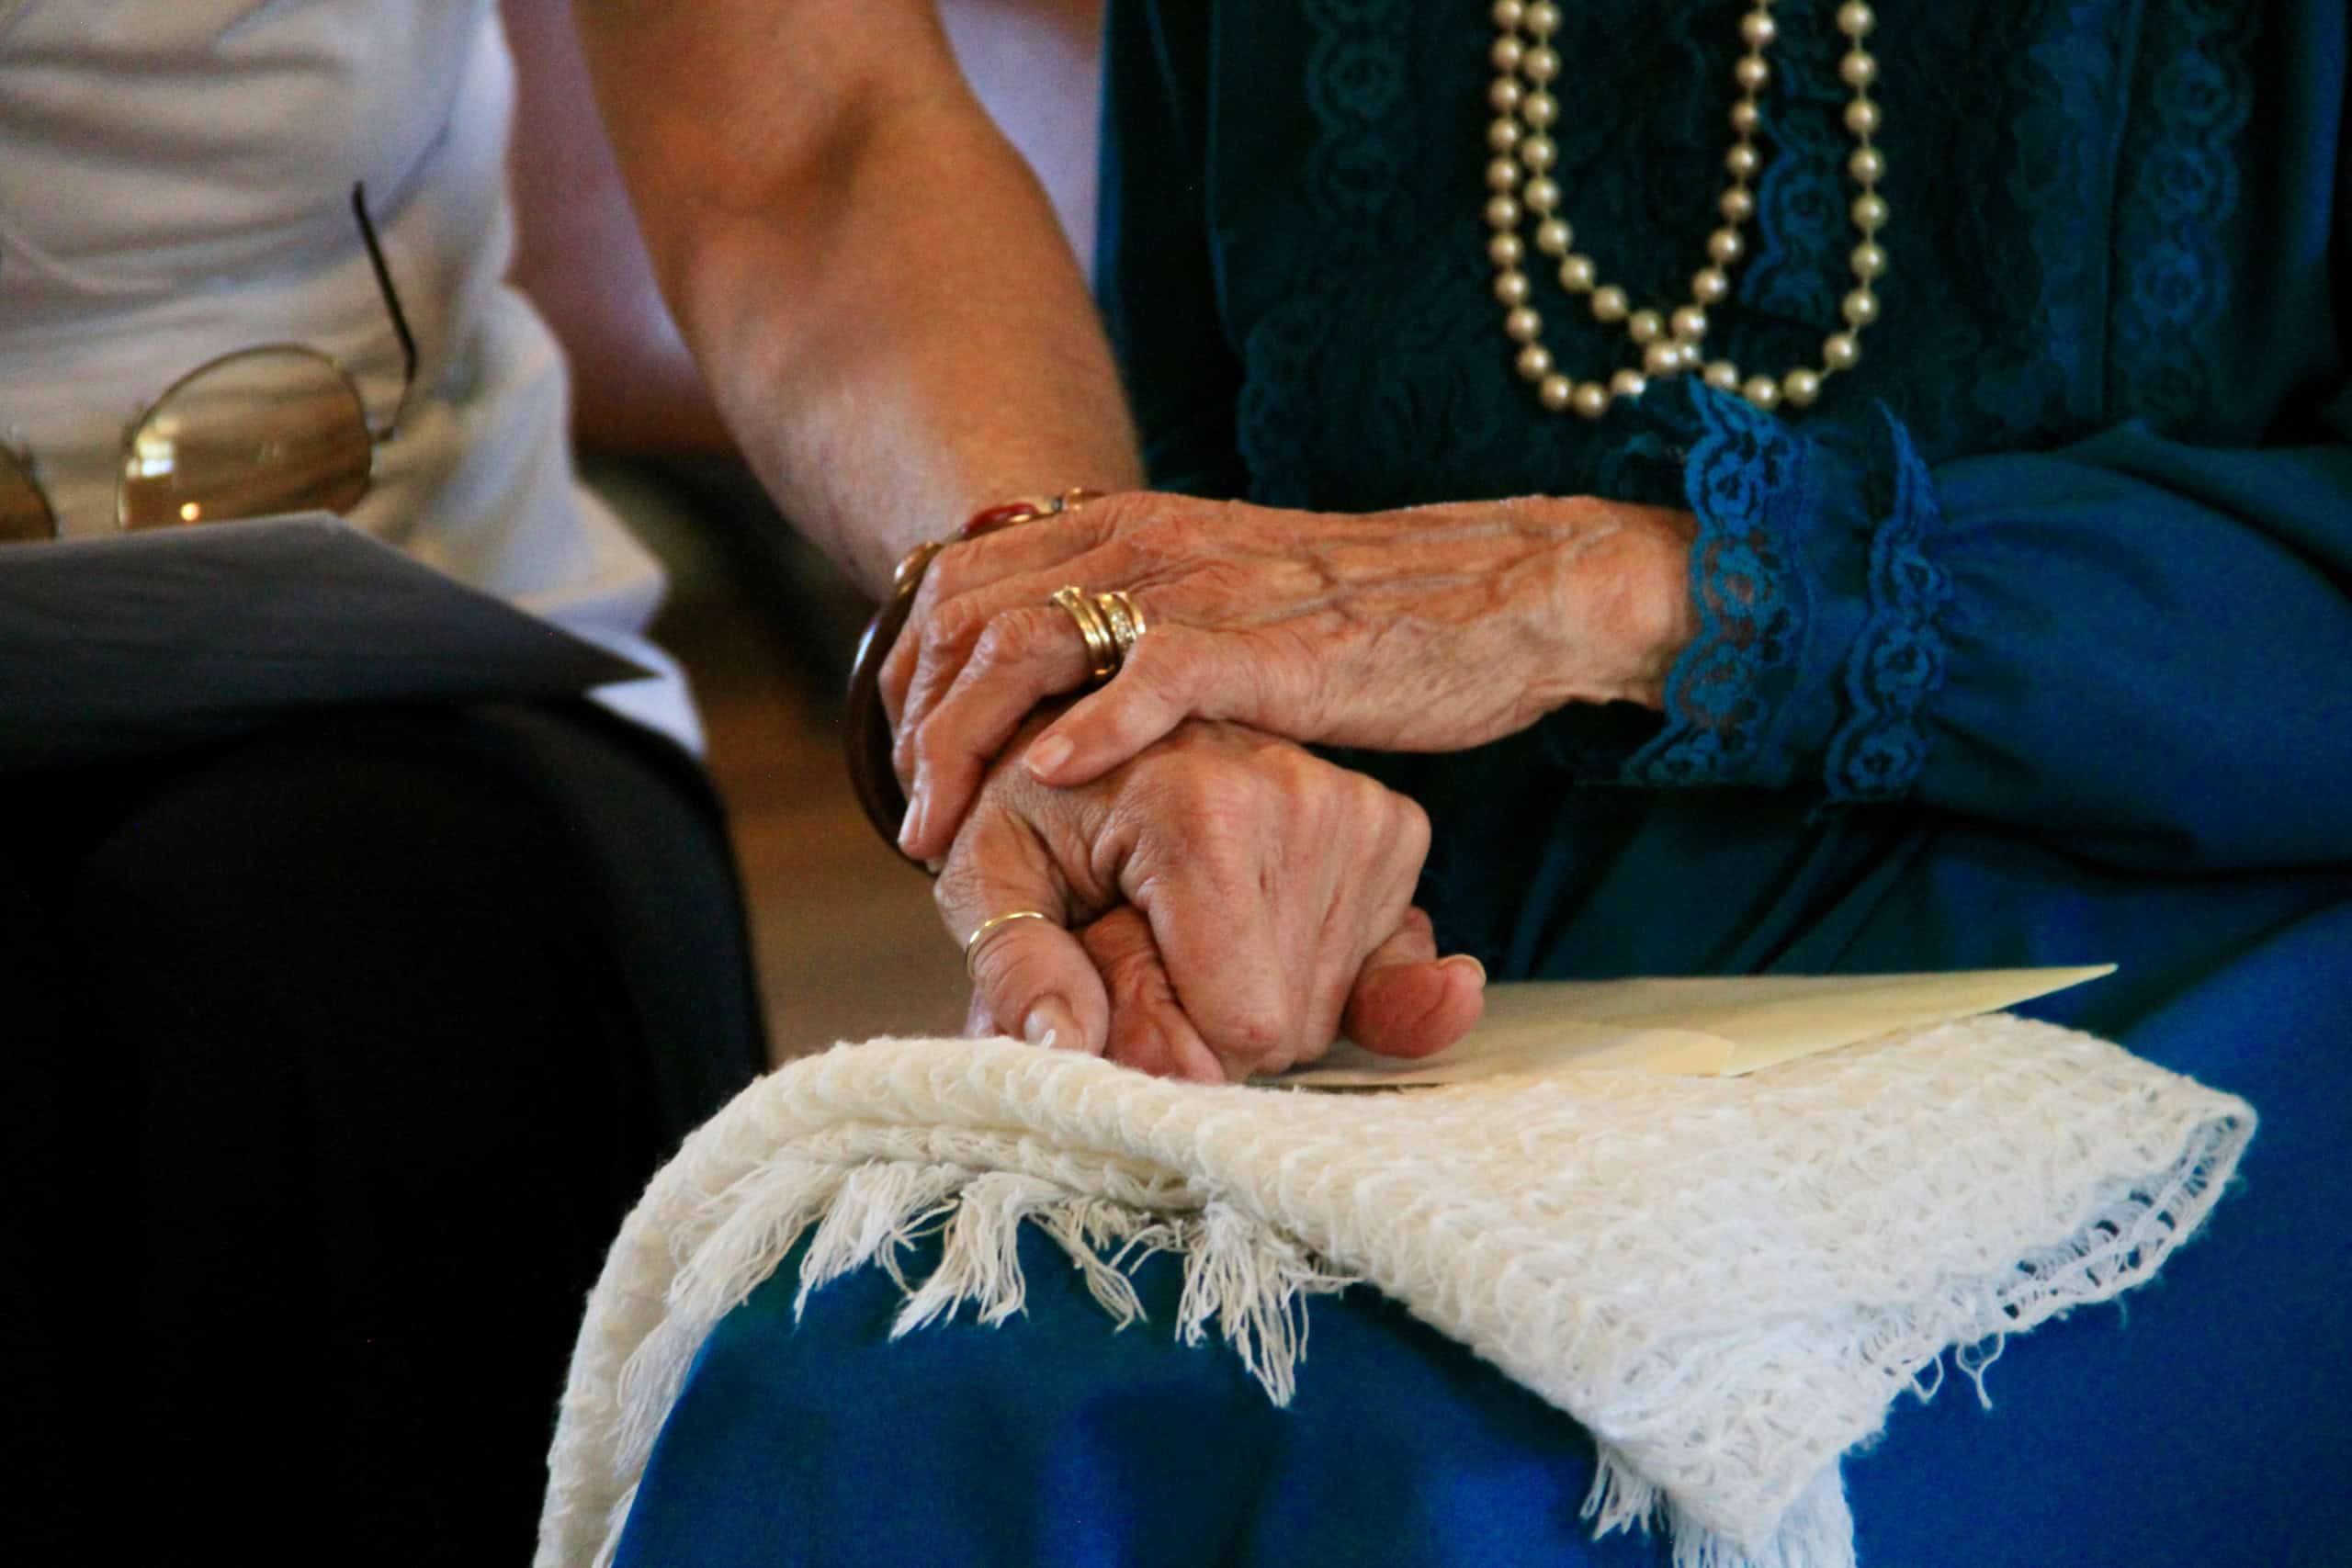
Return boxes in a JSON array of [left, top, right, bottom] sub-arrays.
[[890, 491, 1696, 860]]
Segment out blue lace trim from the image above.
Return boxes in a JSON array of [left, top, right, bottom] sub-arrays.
[[1823, 412, 1951, 803], [1624, 389, 1809, 788], [2107, 0, 2256, 427], [1627, 390, 1953, 799]]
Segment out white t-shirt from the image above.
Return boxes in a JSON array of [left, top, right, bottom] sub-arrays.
[[0, 0, 697, 747]]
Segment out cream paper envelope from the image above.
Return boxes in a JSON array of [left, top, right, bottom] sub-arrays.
[[1272, 965, 2116, 1089]]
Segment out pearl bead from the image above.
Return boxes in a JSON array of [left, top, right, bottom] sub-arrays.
[[1480, 0, 1897, 416]]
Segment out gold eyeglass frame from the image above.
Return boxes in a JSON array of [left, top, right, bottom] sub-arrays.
[[0, 183, 418, 543]]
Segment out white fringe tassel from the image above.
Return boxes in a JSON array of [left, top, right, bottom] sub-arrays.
[[551, 1032, 2251, 1568]]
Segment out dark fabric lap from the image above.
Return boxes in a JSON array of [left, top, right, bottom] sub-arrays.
[[0, 701, 764, 1565]]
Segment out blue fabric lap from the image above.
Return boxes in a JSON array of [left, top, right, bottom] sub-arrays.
[[611, 901, 2350, 1567]]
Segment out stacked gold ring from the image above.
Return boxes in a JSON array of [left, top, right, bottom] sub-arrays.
[[1095, 589, 1148, 660], [1050, 585, 1148, 684]]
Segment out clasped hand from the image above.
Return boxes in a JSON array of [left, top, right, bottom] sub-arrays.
[[933, 715, 1484, 1083], [898, 491, 1696, 1081]]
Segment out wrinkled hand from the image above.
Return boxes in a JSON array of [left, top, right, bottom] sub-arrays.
[[888, 491, 1696, 859], [934, 716, 1486, 1084]]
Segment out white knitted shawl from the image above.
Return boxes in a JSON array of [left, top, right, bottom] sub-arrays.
[[537, 1014, 2254, 1568]]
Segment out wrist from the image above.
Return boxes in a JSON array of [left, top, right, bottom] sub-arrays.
[[1615, 506, 1700, 707]]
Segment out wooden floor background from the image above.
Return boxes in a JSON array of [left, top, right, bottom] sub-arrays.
[[626, 485, 974, 1066], [502, 0, 1110, 1067]]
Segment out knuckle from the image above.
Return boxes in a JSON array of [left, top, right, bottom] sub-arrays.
[[1395, 793, 1431, 855], [932, 862, 977, 922], [909, 708, 956, 773], [1217, 1003, 1287, 1055], [922, 600, 985, 662]]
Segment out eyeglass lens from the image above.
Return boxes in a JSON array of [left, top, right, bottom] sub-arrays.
[[119, 345, 373, 531]]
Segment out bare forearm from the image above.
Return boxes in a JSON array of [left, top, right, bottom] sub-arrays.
[[666, 106, 1139, 592], [578, 0, 1140, 594]]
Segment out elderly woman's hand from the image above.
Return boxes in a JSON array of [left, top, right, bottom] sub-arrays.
[[934, 715, 1486, 1084], [887, 491, 1697, 860]]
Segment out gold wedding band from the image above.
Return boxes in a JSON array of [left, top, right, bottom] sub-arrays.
[[1094, 589, 1147, 661], [1049, 585, 1148, 684], [964, 908, 1057, 977], [1050, 584, 1120, 682]]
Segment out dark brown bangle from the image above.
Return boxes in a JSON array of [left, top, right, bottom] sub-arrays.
[[842, 490, 1107, 864], [843, 539, 944, 861]]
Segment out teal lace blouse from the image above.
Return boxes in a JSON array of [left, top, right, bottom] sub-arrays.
[[1098, 0, 2350, 1013], [602, 13, 2352, 1563]]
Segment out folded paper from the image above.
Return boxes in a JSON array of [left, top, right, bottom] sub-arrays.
[[1281, 965, 2116, 1087]]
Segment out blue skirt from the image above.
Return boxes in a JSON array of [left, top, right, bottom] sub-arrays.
[[608, 874, 2349, 1566]]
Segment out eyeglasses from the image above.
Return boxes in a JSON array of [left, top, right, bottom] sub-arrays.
[[0, 184, 417, 544]]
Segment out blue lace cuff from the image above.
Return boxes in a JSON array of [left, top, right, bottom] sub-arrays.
[[1622, 389, 1951, 801]]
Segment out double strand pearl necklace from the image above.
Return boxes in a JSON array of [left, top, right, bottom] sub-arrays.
[[1483, 0, 1888, 419]]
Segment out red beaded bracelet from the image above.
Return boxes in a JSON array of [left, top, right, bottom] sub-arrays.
[[843, 490, 1107, 863]]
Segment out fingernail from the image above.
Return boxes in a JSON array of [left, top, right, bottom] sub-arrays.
[[1025, 733, 1074, 779], [1442, 954, 1488, 987], [1023, 998, 1080, 1052], [896, 799, 924, 853]]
